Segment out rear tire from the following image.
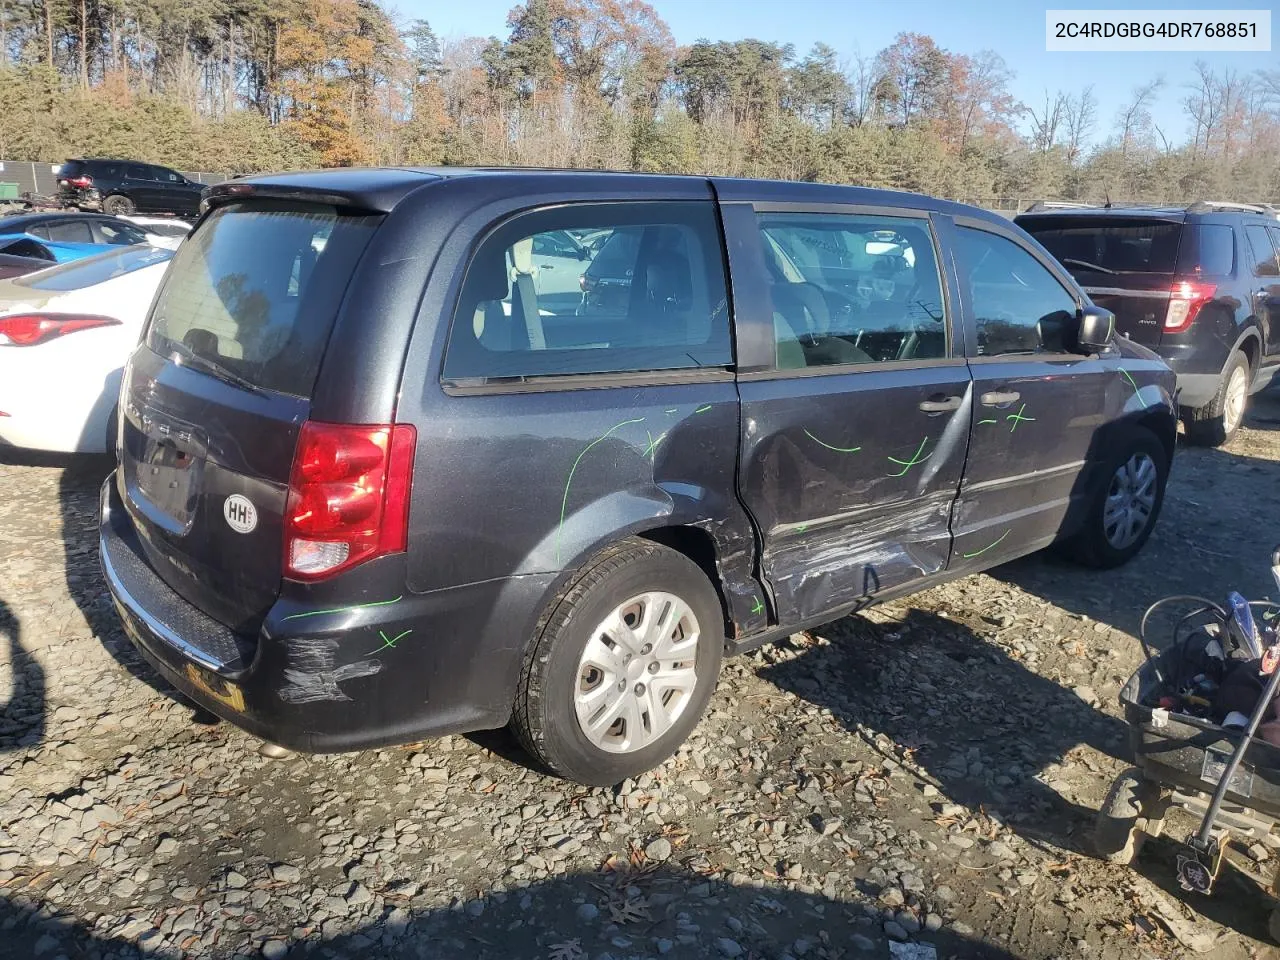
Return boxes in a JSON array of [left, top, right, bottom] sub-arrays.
[[1094, 768, 1158, 865], [1067, 426, 1168, 569], [103, 194, 135, 216], [511, 538, 724, 787], [1185, 351, 1250, 447]]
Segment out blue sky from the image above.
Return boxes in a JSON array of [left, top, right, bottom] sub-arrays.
[[395, 0, 1275, 147]]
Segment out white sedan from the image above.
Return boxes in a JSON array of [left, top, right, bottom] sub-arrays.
[[0, 245, 173, 453], [120, 215, 192, 250]]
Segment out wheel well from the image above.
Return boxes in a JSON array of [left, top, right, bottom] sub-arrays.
[[636, 525, 733, 635], [1136, 411, 1175, 467], [1238, 336, 1259, 374]]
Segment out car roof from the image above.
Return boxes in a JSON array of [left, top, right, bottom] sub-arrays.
[[209, 166, 1011, 227], [1017, 204, 1278, 224]]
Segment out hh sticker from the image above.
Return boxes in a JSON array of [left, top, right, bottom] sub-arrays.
[[223, 494, 258, 534]]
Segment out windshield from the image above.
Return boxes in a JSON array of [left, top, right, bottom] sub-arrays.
[[145, 200, 379, 396], [13, 244, 172, 291]]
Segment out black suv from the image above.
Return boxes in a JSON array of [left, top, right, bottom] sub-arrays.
[[1017, 202, 1280, 445], [57, 159, 204, 217], [99, 168, 1176, 785]]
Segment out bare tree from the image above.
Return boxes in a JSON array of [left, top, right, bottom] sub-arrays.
[[1026, 88, 1067, 153], [1116, 76, 1164, 157], [1063, 85, 1096, 163], [846, 48, 885, 127]]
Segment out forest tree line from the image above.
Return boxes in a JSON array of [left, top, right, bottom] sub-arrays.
[[0, 0, 1275, 204]]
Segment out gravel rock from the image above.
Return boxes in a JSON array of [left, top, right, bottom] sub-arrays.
[[645, 837, 673, 862], [715, 938, 744, 957]]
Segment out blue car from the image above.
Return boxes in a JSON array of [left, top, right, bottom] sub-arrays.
[[0, 232, 105, 264]]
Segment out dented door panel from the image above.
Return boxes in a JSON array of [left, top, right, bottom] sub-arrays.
[[737, 366, 972, 623]]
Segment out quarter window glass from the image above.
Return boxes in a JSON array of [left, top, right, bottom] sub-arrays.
[[1245, 225, 1279, 277], [956, 226, 1079, 356], [1177, 224, 1234, 276], [756, 214, 946, 369], [445, 202, 732, 381]]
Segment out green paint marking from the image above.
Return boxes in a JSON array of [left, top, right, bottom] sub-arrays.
[[694, 404, 712, 414], [886, 437, 932, 477], [750, 597, 764, 616], [803, 428, 862, 454], [962, 530, 1011, 559], [664, 408, 678, 415], [1005, 403, 1036, 433], [977, 419, 998, 425], [795, 524, 809, 533], [1120, 368, 1141, 398], [557, 417, 646, 564], [642, 430, 668, 459], [281, 596, 404, 621], [367, 629, 413, 655]]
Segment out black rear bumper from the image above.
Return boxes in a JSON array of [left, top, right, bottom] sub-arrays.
[[99, 472, 553, 752]]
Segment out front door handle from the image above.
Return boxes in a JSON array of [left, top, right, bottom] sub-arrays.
[[981, 390, 1021, 406], [919, 395, 963, 413]]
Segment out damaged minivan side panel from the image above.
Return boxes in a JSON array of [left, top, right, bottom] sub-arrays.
[[725, 201, 973, 624]]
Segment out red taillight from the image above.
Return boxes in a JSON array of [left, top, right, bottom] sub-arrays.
[[0, 313, 120, 346], [1164, 280, 1217, 333], [283, 421, 416, 580], [69, 175, 93, 188]]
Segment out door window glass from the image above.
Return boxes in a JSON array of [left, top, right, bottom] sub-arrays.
[[125, 164, 151, 180], [756, 213, 946, 368], [445, 202, 731, 381], [955, 226, 1079, 356], [45, 219, 93, 243]]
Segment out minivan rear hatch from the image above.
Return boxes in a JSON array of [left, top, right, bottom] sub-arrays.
[[118, 200, 380, 633], [1018, 214, 1192, 347]]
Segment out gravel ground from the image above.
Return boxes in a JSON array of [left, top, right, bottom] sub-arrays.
[[3, 392, 1280, 960]]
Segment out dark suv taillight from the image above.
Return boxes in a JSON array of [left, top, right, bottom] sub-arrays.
[[68, 175, 93, 189], [1164, 280, 1216, 333], [284, 421, 416, 580]]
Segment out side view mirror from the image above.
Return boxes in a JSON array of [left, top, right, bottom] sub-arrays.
[[1075, 304, 1115, 354]]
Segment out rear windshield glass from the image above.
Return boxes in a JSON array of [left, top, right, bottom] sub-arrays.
[[1021, 218, 1184, 274], [14, 244, 171, 291], [145, 201, 378, 397], [57, 161, 85, 178], [1175, 223, 1235, 276]]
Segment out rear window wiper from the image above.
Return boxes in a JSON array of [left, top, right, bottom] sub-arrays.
[[163, 339, 267, 397], [1058, 257, 1117, 276]]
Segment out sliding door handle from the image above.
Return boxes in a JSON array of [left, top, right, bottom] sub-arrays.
[[919, 395, 963, 413], [981, 390, 1020, 406]]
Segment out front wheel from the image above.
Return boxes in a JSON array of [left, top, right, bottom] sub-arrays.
[[511, 538, 724, 786], [103, 193, 136, 216], [1067, 426, 1168, 569]]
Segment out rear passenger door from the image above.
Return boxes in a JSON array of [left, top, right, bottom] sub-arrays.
[[943, 217, 1107, 569], [726, 201, 972, 625], [124, 164, 158, 210], [1245, 225, 1280, 368]]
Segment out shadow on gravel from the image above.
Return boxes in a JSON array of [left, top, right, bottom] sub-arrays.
[[52, 452, 191, 704], [0, 866, 1030, 960], [0, 597, 43, 752], [762, 607, 1129, 855]]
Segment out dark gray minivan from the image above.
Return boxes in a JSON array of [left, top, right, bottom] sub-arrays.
[[100, 168, 1177, 785]]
